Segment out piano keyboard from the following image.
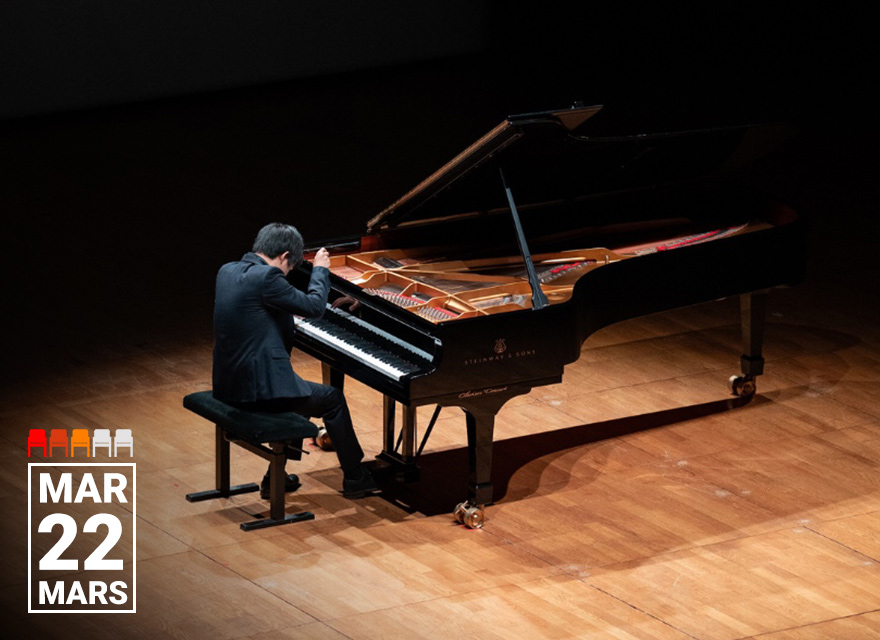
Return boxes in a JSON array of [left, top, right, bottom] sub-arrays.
[[295, 305, 432, 381]]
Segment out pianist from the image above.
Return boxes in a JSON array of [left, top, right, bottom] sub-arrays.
[[212, 222, 379, 499]]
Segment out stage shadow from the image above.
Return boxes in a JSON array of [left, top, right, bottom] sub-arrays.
[[375, 393, 759, 518]]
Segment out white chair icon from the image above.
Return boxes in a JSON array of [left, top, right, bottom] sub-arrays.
[[114, 429, 133, 457], [92, 429, 113, 456]]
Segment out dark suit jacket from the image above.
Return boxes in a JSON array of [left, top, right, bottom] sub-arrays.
[[212, 252, 330, 402]]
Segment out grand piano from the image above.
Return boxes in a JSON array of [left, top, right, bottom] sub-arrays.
[[290, 104, 805, 528]]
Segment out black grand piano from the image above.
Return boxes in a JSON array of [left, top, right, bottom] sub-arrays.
[[290, 104, 805, 528]]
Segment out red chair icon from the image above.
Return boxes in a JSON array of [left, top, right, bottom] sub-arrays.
[[28, 429, 47, 457], [49, 429, 69, 457], [71, 429, 90, 457]]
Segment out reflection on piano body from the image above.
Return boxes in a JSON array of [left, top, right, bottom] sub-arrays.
[[290, 104, 805, 527]]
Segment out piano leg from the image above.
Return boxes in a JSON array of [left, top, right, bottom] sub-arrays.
[[376, 396, 421, 482], [382, 395, 396, 454], [452, 386, 534, 529], [401, 404, 416, 461], [321, 362, 345, 390], [465, 408, 495, 507], [379, 388, 534, 529], [729, 290, 768, 397]]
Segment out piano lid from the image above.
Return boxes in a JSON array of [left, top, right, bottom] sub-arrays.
[[366, 104, 792, 234]]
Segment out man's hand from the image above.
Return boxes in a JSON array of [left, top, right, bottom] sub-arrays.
[[331, 295, 361, 312], [314, 247, 331, 269]]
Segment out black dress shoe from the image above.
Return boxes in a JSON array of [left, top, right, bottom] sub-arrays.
[[260, 473, 301, 500], [342, 465, 379, 499]]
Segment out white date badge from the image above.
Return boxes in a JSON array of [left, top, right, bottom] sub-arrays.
[[28, 464, 136, 613]]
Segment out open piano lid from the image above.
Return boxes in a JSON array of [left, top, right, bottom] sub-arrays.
[[365, 104, 791, 234]]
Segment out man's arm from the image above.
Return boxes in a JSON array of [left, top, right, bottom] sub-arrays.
[[261, 266, 330, 318]]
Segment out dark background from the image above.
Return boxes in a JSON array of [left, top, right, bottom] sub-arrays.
[[1, 4, 877, 388]]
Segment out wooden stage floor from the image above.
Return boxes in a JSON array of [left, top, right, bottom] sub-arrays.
[[2, 243, 879, 638], [0, 63, 878, 638]]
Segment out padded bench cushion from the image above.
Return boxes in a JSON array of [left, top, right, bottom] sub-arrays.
[[183, 391, 319, 444]]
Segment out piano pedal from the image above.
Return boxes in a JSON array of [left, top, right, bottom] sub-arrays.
[[313, 428, 334, 451], [728, 374, 757, 398], [453, 501, 485, 529]]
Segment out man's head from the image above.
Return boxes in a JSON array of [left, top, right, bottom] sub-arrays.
[[252, 223, 304, 275]]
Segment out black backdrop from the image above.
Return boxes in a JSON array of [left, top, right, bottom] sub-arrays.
[[1, 5, 877, 384]]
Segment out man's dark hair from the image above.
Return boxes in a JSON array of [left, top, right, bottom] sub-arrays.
[[252, 223, 304, 269]]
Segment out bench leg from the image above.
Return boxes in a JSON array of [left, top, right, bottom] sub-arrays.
[[268, 442, 287, 521], [185, 425, 315, 529], [240, 442, 315, 531], [185, 425, 260, 502]]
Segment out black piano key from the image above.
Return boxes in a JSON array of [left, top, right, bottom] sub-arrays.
[[320, 311, 432, 367], [301, 314, 424, 376]]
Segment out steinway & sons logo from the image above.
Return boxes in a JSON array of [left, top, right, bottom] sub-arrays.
[[463, 337, 536, 366]]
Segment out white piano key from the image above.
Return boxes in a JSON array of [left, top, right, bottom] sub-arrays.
[[294, 317, 411, 381]]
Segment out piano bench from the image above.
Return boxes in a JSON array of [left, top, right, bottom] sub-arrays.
[[182, 390, 320, 531]]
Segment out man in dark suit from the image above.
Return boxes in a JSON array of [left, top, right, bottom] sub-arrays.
[[213, 222, 378, 499]]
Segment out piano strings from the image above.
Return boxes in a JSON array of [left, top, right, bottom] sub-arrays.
[[323, 223, 758, 323]]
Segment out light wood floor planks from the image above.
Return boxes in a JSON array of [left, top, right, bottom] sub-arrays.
[[1, 270, 879, 639]]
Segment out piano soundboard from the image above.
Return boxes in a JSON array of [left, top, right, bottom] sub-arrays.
[[319, 222, 754, 323]]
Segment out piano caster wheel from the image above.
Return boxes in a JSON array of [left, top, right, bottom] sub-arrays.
[[453, 501, 485, 529], [728, 374, 756, 397], [313, 428, 334, 451]]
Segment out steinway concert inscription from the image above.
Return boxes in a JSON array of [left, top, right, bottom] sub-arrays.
[[291, 104, 805, 529], [458, 386, 510, 400]]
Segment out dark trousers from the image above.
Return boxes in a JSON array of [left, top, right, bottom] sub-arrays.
[[232, 381, 364, 474]]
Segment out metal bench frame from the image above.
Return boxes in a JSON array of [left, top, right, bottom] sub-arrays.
[[183, 391, 319, 530]]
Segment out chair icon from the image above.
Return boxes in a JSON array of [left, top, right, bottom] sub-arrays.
[[49, 429, 69, 457], [114, 429, 133, 457], [28, 429, 47, 457], [71, 429, 90, 457], [92, 429, 112, 456]]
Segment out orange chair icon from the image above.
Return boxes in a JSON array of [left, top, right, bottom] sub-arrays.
[[49, 429, 69, 457], [71, 429, 90, 457], [28, 429, 47, 457]]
